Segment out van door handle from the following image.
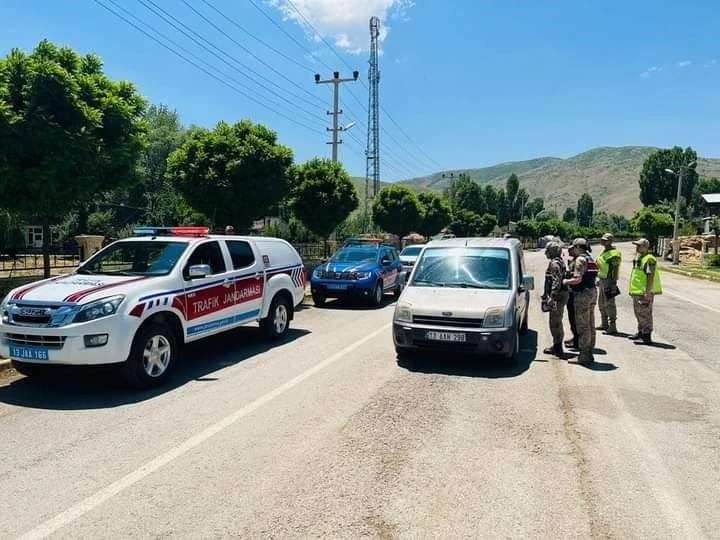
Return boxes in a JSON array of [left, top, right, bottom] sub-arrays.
[[254, 272, 263, 279]]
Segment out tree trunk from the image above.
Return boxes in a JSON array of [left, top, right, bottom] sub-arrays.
[[42, 219, 51, 279], [323, 236, 329, 258]]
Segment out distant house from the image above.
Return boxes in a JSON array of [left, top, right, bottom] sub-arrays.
[[702, 193, 720, 217]]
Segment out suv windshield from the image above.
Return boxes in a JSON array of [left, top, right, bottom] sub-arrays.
[[400, 245, 423, 257], [329, 247, 377, 264], [77, 241, 189, 276], [411, 246, 511, 289]]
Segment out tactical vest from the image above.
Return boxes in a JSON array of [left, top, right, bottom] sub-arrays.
[[630, 253, 663, 295], [570, 252, 598, 292], [596, 247, 621, 279]]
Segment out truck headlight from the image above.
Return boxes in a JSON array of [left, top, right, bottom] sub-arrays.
[[395, 302, 413, 323], [0, 293, 10, 324], [73, 295, 125, 323], [483, 306, 506, 328]]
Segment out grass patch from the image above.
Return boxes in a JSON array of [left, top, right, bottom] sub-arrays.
[[660, 260, 720, 282]]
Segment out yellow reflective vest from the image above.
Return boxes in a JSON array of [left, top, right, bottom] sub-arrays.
[[629, 253, 662, 295], [596, 247, 621, 279]]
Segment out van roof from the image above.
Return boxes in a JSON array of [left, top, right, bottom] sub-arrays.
[[424, 237, 521, 249]]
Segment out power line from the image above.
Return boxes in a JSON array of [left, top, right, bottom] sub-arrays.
[[94, 0, 324, 133], [200, 0, 316, 74], [177, 0, 326, 108]]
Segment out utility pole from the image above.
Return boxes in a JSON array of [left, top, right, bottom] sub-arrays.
[[364, 16, 381, 233], [315, 71, 359, 162]]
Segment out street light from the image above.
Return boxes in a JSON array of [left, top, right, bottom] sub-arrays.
[[665, 161, 697, 265]]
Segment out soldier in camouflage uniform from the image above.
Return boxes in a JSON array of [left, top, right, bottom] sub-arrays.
[[564, 244, 579, 349], [628, 238, 662, 345], [563, 238, 598, 364], [542, 241, 569, 358]]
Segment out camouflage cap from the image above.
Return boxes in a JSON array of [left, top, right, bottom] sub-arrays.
[[632, 238, 650, 248]]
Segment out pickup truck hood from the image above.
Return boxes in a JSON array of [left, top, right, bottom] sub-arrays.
[[400, 286, 512, 317], [9, 274, 149, 304]]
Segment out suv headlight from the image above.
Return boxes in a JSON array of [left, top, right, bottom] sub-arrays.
[[312, 268, 323, 278], [483, 306, 507, 328], [395, 302, 413, 323], [73, 295, 125, 323], [355, 271, 372, 280]]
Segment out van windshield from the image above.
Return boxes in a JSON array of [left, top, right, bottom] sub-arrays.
[[410, 247, 511, 289]]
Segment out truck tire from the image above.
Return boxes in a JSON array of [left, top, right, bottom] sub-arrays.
[[260, 294, 291, 340], [123, 321, 177, 389]]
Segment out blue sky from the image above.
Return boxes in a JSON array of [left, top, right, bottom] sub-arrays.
[[2, 0, 720, 181]]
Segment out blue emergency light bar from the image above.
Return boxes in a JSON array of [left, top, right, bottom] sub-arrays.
[[133, 226, 210, 237]]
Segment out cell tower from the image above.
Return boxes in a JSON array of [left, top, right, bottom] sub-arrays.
[[364, 16, 381, 230]]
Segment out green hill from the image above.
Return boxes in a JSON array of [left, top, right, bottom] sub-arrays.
[[394, 146, 720, 217]]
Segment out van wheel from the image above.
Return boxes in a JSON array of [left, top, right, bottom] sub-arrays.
[[124, 321, 176, 389], [260, 295, 291, 340], [519, 311, 528, 335], [504, 328, 519, 364]]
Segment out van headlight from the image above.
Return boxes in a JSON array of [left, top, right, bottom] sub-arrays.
[[73, 295, 125, 323], [394, 302, 413, 323], [483, 306, 506, 328]]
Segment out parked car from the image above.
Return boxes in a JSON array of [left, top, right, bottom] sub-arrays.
[[310, 242, 403, 307], [392, 237, 534, 363], [399, 244, 424, 280], [0, 226, 306, 388]]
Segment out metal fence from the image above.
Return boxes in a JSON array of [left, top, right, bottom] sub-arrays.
[[0, 250, 80, 274]]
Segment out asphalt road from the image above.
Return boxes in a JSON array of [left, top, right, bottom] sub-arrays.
[[1, 242, 719, 539]]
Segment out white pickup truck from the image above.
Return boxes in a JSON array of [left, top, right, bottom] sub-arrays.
[[0, 227, 306, 388]]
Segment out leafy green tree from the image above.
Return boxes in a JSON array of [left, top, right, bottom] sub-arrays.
[[448, 209, 496, 237], [450, 173, 485, 214], [536, 208, 558, 221], [167, 119, 293, 232], [506, 173, 520, 220], [0, 39, 147, 276], [690, 177, 720, 218], [290, 158, 358, 254], [417, 192, 451, 239], [525, 197, 544, 219], [372, 185, 422, 239], [514, 219, 539, 240], [496, 190, 509, 226], [563, 207, 576, 223], [639, 146, 698, 207], [483, 185, 498, 216], [631, 205, 674, 252], [515, 188, 530, 220], [576, 193, 594, 227]]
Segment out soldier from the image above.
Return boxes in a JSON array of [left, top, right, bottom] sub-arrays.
[[628, 238, 662, 345], [564, 244, 579, 350], [562, 238, 598, 364], [542, 241, 569, 358], [596, 232, 622, 334]]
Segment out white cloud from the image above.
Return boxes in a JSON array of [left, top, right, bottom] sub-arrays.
[[268, 0, 415, 54], [640, 66, 661, 78], [705, 59, 717, 68], [676, 60, 692, 67]]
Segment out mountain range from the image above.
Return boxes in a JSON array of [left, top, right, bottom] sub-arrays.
[[352, 146, 720, 217]]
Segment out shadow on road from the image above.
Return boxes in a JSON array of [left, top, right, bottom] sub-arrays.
[[396, 330, 539, 379], [0, 326, 310, 411], [307, 295, 397, 310], [635, 341, 676, 350]]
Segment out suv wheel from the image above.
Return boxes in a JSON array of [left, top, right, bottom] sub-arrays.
[[371, 281, 383, 307]]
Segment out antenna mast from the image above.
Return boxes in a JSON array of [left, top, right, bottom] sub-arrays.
[[364, 16, 381, 231]]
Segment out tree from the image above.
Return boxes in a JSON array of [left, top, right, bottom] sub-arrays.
[[690, 177, 720, 218], [0, 39, 147, 276], [639, 146, 698, 206], [631, 205, 674, 253], [563, 207, 576, 223], [525, 197, 544, 219], [576, 193, 594, 227], [290, 158, 358, 253], [372, 185, 422, 239], [417, 192, 451, 239], [167, 119, 293, 232], [451, 173, 485, 214], [448, 209, 496, 237], [496, 189, 509, 226], [505, 173, 520, 221]]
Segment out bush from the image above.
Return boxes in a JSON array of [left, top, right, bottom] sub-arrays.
[[706, 254, 720, 267]]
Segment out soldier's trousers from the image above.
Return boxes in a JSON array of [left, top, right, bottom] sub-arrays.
[[567, 293, 577, 339], [632, 294, 654, 334], [598, 278, 617, 323], [574, 287, 597, 359], [549, 292, 569, 346]]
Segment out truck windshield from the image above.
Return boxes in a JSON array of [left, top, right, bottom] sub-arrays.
[[77, 241, 189, 276]]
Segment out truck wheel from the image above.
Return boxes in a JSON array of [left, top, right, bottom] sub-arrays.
[[11, 360, 47, 378], [261, 295, 291, 340], [124, 321, 176, 389]]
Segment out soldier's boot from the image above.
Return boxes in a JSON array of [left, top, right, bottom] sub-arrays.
[[597, 315, 609, 331], [634, 332, 652, 345], [543, 343, 566, 359], [576, 351, 593, 365], [605, 319, 618, 335], [564, 337, 578, 349], [628, 332, 641, 340]]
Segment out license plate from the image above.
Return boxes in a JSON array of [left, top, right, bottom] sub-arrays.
[[9, 345, 50, 361], [327, 284, 348, 290], [426, 331, 466, 342]]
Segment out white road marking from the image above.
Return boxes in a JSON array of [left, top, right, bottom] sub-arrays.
[[605, 389, 707, 539], [663, 290, 720, 314], [18, 323, 392, 540]]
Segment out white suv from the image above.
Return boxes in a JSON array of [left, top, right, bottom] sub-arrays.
[[0, 227, 306, 388]]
